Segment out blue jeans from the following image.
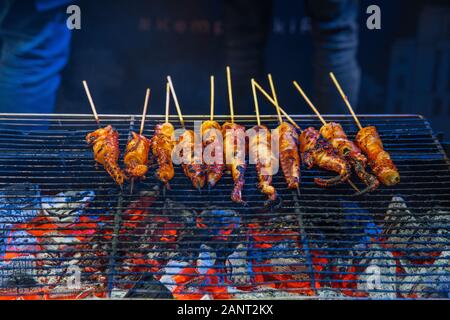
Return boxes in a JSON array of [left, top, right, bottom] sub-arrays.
[[0, 0, 72, 113]]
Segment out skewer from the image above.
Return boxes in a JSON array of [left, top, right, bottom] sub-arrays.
[[293, 81, 326, 125], [210, 75, 214, 121], [267, 74, 283, 125], [167, 76, 185, 128], [251, 79, 261, 126], [252, 80, 300, 130], [82, 80, 100, 126], [139, 88, 151, 135], [329, 72, 363, 130], [266, 76, 301, 196], [165, 82, 170, 124], [293, 81, 360, 194], [226, 66, 235, 123]]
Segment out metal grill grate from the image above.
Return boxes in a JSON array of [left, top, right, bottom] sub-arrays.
[[0, 113, 449, 300]]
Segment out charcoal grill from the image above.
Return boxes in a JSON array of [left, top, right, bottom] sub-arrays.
[[0, 113, 449, 300]]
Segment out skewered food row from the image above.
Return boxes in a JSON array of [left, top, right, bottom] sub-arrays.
[[83, 70, 400, 205]]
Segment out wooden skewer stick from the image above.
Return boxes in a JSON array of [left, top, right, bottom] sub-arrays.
[[210, 75, 214, 121], [329, 72, 363, 130], [293, 81, 327, 126], [267, 74, 283, 125], [165, 82, 170, 124], [226, 66, 235, 123], [251, 79, 261, 126], [167, 76, 185, 128], [253, 80, 300, 130], [82, 80, 100, 126], [139, 88, 151, 135]]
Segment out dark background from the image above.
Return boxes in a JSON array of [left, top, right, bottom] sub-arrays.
[[51, 0, 449, 141]]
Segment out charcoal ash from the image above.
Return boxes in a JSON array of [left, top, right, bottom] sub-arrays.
[[225, 244, 250, 286], [397, 249, 450, 298], [382, 196, 450, 260]]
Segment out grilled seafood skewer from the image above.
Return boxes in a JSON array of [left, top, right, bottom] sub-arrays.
[[267, 74, 301, 190], [222, 122, 247, 204], [355, 126, 400, 186], [125, 131, 151, 179], [329, 72, 400, 186], [201, 120, 225, 188], [251, 79, 278, 205], [278, 122, 301, 189], [151, 83, 176, 186], [83, 81, 125, 186], [177, 129, 206, 189], [320, 122, 379, 193], [125, 89, 152, 180], [201, 76, 225, 189], [300, 127, 351, 187], [86, 125, 125, 186]]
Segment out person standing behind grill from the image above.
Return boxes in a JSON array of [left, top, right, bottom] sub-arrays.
[[0, 0, 73, 113], [224, 0, 360, 114]]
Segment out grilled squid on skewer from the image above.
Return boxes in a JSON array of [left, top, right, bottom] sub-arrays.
[[201, 120, 225, 188], [151, 122, 175, 186], [86, 125, 125, 186], [177, 129, 205, 190], [320, 122, 379, 194], [355, 126, 400, 186], [277, 122, 301, 190], [300, 127, 350, 187], [124, 132, 151, 179], [248, 125, 278, 206], [222, 122, 247, 204]]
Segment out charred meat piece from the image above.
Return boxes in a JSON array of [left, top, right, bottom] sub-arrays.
[[355, 126, 400, 186], [86, 125, 125, 185], [277, 122, 301, 190], [222, 122, 247, 204], [177, 129, 205, 190], [248, 125, 278, 205], [151, 123, 175, 186], [124, 132, 151, 179], [320, 122, 379, 194], [300, 127, 350, 187], [201, 120, 225, 188]]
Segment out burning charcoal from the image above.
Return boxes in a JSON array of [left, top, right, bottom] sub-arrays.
[[196, 209, 240, 245], [0, 183, 40, 224], [354, 244, 397, 299], [159, 260, 190, 293], [41, 191, 95, 224], [225, 244, 250, 286]]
